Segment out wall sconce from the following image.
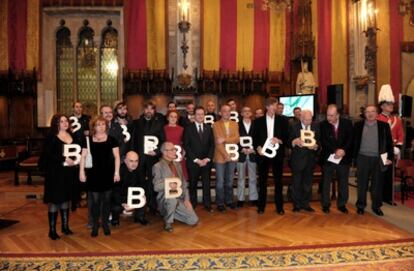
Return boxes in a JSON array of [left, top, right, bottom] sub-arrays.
[[398, 0, 414, 25], [178, 0, 190, 70], [358, 0, 379, 79]]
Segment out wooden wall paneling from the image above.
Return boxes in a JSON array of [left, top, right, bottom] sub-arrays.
[[10, 97, 35, 138], [0, 97, 9, 139]]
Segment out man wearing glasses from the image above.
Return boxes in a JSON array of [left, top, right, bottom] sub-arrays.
[[153, 142, 198, 232]]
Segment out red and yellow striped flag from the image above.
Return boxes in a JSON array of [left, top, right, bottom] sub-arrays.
[[202, 0, 288, 72], [126, 0, 166, 70]]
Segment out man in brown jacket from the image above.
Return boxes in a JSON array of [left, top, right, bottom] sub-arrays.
[[213, 104, 240, 212]]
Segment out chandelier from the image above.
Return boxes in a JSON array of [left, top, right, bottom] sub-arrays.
[[262, 0, 291, 11]]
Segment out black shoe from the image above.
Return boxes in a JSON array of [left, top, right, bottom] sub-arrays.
[[48, 230, 60, 240], [372, 208, 384, 216], [111, 220, 120, 227], [277, 209, 285, 215], [217, 206, 227, 213], [303, 206, 315, 212], [103, 226, 111, 236], [164, 223, 173, 232], [257, 209, 264, 214], [293, 207, 301, 212], [204, 206, 214, 213], [322, 207, 330, 214], [357, 208, 364, 215], [134, 217, 149, 225], [338, 206, 348, 214], [226, 203, 236, 210], [250, 200, 258, 207], [237, 201, 244, 208], [91, 226, 99, 237]]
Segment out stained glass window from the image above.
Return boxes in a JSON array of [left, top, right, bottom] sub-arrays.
[[56, 19, 119, 116], [100, 20, 119, 107], [77, 20, 98, 114], [56, 20, 74, 115]]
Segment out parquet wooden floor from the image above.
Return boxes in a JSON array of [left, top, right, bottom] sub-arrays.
[[0, 171, 413, 254]]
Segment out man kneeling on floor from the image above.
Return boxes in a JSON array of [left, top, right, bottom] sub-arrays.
[[153, 141, 199, 232]]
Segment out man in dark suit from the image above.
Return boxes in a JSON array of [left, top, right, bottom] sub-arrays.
[[253, 97, 289, 215], [183, 106, 215, 211], [320, 104, 353, 214], [70, 101, 90, 143], [353, 105, 393, 216], [289, 110, 320, 212], [131, 101, 165, 213], [237, 106, 258, 208]]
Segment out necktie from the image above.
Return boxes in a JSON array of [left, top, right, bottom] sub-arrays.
[[333, 125, 338, 140], [198, 124, 203, 140]]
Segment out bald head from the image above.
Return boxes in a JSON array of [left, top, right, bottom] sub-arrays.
[[301, 110, 313, 126], [124, 151, 139, 171]]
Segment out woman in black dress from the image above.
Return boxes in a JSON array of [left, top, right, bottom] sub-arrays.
[[80, 116, 120, 237], [39, 114, 79, 240]]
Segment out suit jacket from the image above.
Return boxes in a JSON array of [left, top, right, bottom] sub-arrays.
[[238, 120, 256, 162], [212, 119, 240, 163], [289, 122, 320, 169], [253, 114, 289, 161], [152, 158, 190, 201], [320, 118, 353, 165], [131, 114, 165, 165], [353, 120, 393, 163], [183, 122, 215, 165]]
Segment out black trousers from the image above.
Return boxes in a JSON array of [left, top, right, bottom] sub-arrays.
[[138, 159, 157, 212], [111, 187, 145, 222], [257, 157, 284, 212], [321, 163, 350, 209], [291, 158, 315, 209], [356, 154, 384, 210], [187, 162, 212, 208], [382, 164, 394, 203]]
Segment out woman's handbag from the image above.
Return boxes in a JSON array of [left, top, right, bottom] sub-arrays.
[[85, 136, 93, 168]]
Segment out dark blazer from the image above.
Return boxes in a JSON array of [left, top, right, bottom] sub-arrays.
[[253, 114, 289, 161], [183, 122, 215, 163], [131, 114, 165, 164], [289, 122, 320, 169], [238, 120, 256, 162], [353, 120, 393, 162], [320, 118, 353, 165]]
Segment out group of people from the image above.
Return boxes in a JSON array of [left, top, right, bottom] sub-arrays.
[[40, 86, 401, 239]]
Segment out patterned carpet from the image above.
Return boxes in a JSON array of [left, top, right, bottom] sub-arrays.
[[1, 239, 414, 271]]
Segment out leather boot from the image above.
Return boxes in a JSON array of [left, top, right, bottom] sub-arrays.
[[91, 220, 99, 237], [60, 209, 74, 235], [48, 212, 60, 240]]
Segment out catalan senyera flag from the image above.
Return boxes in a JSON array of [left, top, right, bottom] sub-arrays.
[[126, 0, 166, 70], [0, 0, 40, 71], [202, 0, 288, 73], [312, 0, 348, 106]]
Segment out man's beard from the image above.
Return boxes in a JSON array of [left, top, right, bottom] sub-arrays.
[[144, 113, 153, 120], [117, 114, 127, 119]]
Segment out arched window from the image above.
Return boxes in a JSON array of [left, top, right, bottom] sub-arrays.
[[55, 19, 119, 116], [56, 20, 74, 115], [77, 19, 98, 115], [100, 20, 119, 107]]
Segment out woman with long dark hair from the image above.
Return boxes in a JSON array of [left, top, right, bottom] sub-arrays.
[[80, 116, 120, 237], [39, 114, 78, 240]]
